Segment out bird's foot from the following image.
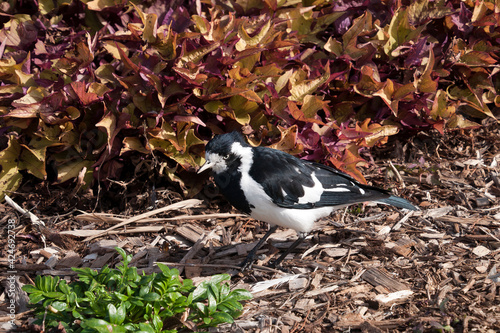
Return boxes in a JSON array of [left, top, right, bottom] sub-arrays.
[[268, 260, 294, 272], [267, 260, 280, 269], [239, 254, 256, 271]]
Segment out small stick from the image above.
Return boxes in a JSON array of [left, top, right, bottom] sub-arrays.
[[84, 199, 203, 241], [388, 160, 405, 188], [4, 195, 45, 226]]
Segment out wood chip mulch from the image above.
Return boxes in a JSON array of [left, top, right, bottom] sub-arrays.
[[1, 121, 499, 332]]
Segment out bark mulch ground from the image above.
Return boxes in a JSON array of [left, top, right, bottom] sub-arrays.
[[1, 122, 499, 332]]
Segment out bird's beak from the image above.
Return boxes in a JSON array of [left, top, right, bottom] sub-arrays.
[[197, 160, 213, 174]]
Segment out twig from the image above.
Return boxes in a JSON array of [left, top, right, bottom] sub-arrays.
[[177, 229, 217, 274], [388, 160, 405, 188], [4, 195, 45, 226], [479, 226, 500, 242], [83, 199, 203, 241], [155, 261, 242, 270], [5, 194, 47, 248], [77, 212, 245, 224]]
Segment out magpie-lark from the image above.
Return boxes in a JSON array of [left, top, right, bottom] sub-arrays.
[[198, 132, 418, 269]]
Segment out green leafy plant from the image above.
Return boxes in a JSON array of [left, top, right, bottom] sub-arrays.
[[22, 247, 252, 332]]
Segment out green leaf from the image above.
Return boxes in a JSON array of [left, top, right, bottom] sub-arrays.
[[192, 283, 208, 301], [211, 311, 235, 324], [384, 8, 411, 56], [57, 280, 71, 295], [194, 302, 207, 315], [151, 312, 163, 331], [107, 303, 126, 325], [137, 323, 156, 333], [50, 301, 68, 312], [142, 292, 160, 302], [72, 308, 83, 320], [207, 291, 217, 314], [228, 289, 253, 302], [82, 318, 126, 333], [28, 293, 45, 304], [44, 291, 65, 299], [21, 285, 39, 294]]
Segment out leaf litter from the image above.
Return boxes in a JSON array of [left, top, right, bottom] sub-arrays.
[[1, 122, 499, 332]]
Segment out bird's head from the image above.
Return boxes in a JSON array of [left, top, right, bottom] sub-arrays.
[[197, 132, 249, 174]]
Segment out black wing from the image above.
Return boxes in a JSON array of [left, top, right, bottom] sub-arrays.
[[249, 147, 391, 209]]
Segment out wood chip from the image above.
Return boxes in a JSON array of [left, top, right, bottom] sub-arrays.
[[472, 245, 491, 257], [323, 247, 358, 258], [57, 251, 82, 268], [420, 233, 446, 239], [83, 199, 203, 241], [294, 298, 315, 313], [176, 223, 209, 244], [305, 284, 339, 297], [89, 240, 119, 253], [288, 277, 309, 291], [184, 259, 203, 278], [90, 252, 115, 268], [362, 268, 408, 292], [373, 290, 413, 306]]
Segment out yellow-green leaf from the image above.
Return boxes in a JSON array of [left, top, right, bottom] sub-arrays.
[[103, 41, 129, 60], [56, 159, 93, 184], [19, 145, 46, 179], [289, 65, 330, 101], [343, 12, 372, 60], [0, 137, 22, 201], [121, 137, 150, 154], [415, 48, 438, 93], [96, 112, 116, 153], [384, 8, 411, 56], [178, 41, 221, 67], [235, 19, 272, 51], [430, 90, 453, 120]]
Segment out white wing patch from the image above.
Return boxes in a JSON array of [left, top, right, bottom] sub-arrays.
[[298, 172, 323, 204], [297, 172, 352, 204], [325, 187, 351, 192]]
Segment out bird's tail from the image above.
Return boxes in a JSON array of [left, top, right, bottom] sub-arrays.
[[378, 195, 419, 210]]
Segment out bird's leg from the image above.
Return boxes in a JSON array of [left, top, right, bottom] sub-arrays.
[[269, 233, 307, 268], [240, 225, 278, 270]]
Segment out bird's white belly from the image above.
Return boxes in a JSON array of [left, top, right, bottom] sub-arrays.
[[250, 201, 334, 233], [240, 172, 334, 233]]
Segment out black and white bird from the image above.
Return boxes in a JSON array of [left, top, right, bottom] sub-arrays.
[[198, 132, 418, 269]]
